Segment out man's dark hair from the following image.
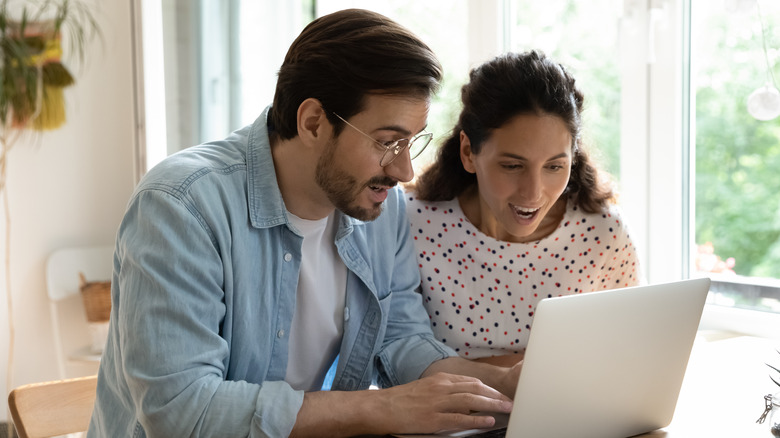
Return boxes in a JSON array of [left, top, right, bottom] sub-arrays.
[[270, 8, 443, 140]]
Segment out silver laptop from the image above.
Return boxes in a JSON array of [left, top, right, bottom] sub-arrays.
[[399, 277, 711, 438]]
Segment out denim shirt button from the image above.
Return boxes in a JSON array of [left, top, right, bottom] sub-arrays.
[[344, 307, 350, 321], [277, 329, 285, 338], [283, 253, 292, 262]]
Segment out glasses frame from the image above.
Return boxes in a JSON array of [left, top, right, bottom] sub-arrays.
[[330, 111, 433, 167]]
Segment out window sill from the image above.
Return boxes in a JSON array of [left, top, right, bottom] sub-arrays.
[[699, 303, 780, 340]]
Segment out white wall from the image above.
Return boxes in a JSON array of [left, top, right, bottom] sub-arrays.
[[0, 0, 136, 422]]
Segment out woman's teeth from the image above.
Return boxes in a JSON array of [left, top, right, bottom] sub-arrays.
[[513, 205, 539, 218]]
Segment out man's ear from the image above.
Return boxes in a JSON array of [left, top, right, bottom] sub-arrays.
[[297, 98, 329, 146], [460, 130, 477, 174]]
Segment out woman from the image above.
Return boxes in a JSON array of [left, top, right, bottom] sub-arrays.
[[406, 51, 641, 365]]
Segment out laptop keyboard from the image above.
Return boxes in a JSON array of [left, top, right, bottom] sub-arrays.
[[467, 427, 507, 437]]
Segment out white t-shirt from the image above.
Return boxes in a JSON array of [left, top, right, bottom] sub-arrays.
[[405, 194, 641, 359], [285, 211, 347, 391]]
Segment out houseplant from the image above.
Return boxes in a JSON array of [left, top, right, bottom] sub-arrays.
[[1, 0, 99, 435], [0, 0, 99, 132]]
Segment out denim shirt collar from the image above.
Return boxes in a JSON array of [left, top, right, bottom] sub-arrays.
[[246, 106, 367, 235]]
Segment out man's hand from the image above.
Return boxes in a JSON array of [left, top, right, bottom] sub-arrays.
[[422, 356, 522, 399], [373, 372, 513, 435], [290, 372, 512, 437]]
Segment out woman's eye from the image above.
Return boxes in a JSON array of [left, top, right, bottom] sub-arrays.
[[501, 163, 522, 170]]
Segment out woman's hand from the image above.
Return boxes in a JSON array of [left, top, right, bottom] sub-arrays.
[[496, 360, 523, 399], [472, 353, 525, 368]]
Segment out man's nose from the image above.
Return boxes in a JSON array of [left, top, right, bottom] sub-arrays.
[[384, 147, 414, 183]]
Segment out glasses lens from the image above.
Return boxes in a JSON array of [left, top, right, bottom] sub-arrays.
[[409, 133, 433, 160], [379, 133, 433, 166], [379, 145, 400, 167]]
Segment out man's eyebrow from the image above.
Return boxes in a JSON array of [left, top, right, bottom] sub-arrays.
[[374, 124, 428, 137]]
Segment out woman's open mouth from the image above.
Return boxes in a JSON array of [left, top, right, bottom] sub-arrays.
[[510, 203, 541, 223]]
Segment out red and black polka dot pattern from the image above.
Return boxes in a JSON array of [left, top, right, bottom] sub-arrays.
[[406, 194, 641, 359]]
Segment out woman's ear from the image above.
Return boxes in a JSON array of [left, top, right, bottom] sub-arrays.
[[297, 98, 329, 146], [460, 130, 477, 174]]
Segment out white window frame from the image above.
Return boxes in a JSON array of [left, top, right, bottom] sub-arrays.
[[133, 0, 303, 175], [617, 0, 685, 285]]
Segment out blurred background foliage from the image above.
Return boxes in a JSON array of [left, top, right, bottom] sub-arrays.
[[693, 1, 780, 279]]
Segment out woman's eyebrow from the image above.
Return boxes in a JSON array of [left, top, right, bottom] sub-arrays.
[[500, 152, 570, 161], [546, 152, 570, 160]]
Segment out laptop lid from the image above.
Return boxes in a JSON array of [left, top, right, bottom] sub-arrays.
[[504, 277, 710, 438]]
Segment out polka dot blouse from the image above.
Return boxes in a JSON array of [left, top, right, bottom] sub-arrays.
[[406, 193, 641, 359]]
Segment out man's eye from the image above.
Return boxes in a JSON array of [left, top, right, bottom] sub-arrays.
[[381, 140, 399, 148]]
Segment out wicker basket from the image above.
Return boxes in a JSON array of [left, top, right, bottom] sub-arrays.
[[79, 272, 112, 323]]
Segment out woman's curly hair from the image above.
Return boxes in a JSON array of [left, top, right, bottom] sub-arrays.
[[412, 50, 614, 214]]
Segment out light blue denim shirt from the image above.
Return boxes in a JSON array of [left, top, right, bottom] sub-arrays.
[[88, 106, 456, 438]]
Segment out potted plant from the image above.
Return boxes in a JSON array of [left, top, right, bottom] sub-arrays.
[[2, 1, 99, 436]]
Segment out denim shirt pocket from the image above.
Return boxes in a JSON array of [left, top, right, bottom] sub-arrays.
[[374, 292, 392, 351]]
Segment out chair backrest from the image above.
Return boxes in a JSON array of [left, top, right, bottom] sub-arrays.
[[46, 246, 114, 302], [45, 245, 113, 378], [7, 375, 98, 438]]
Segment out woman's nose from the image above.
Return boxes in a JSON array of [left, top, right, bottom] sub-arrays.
[[518, 172, 542, 203]]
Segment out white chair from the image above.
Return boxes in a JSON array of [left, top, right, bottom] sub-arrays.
[[45, 245, 114, 378]]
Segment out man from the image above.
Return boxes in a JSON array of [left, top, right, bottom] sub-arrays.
[[89, 9, 519, 437]]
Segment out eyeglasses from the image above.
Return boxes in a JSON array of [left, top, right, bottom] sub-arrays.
[[330, 112, 433, 167]]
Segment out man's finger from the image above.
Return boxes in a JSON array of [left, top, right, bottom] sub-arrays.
[[447, 379, 513, 402], [434, 412, 500, 433], [439, 392, 513, 414]]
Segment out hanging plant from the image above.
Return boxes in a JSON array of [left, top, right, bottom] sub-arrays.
[[0, 0, 99, 132]]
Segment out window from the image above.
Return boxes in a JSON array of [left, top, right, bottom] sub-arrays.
[[141, 0, 623, 177], [690, 0, 780, 314], [137, 0, 315, 172], [504, 0, 623, 179]]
